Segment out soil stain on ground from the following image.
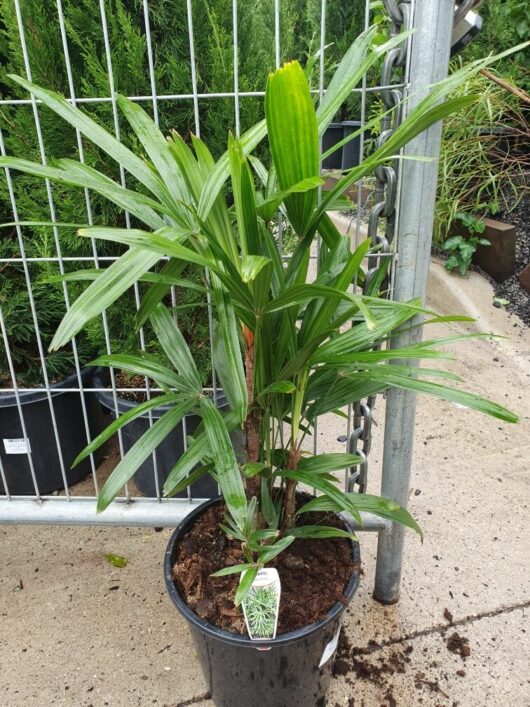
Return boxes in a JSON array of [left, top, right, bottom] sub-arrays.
[[446, 632, 471, 660], [332, 632, 413, 706], [332, 621, 471, 704]]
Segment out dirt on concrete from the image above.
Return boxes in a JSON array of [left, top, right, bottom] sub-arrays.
[[446, 632, 471, 660], [332, 631, 414, 706]]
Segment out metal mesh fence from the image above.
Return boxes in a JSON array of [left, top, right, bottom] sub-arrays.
[[0, 0, 417, 525]]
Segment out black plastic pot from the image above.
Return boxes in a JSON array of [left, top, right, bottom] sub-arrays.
[[322, 120, 362, 171], [322, 122, 344, 170], [94, 368, 242, 498], [164, 497, 361, 707], [341, 120, 362, 169], [0, 367, 106, 495]]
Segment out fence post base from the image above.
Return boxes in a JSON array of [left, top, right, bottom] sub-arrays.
[[373, 0, 454, 604]]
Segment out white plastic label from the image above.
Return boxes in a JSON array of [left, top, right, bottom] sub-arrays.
[[319, 626, 341, 668], [242, 567, 281, 641], [3, 438, 31, 455]]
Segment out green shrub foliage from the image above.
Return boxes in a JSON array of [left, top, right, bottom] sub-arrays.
[[0, 0, 364, 386]]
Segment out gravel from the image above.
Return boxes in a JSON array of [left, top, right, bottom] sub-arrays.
[[342, 191, 530, 328], [488, 193, 530, 327]]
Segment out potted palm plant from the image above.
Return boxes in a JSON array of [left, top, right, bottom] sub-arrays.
[[0, 27, 522, 707]]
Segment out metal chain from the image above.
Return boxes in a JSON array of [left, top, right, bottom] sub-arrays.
[[454, 0, 484, 25], [454, 0, 475, 24], [345, 1, 411, 494]]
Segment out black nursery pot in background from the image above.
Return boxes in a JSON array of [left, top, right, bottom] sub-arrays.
[[164, 497, 361, 707], [322, 120, 362, 171], [94, 368, 242, 498], [341, 120, 363, 170], [322, 122, 344, 170], [0, 367, 106, 495]]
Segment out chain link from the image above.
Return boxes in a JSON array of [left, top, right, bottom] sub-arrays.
[[345, 1, 411, 494], [454, 1, 484, 26]]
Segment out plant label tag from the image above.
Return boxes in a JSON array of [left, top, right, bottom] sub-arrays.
[[319, 626, 341, 668], [3, 437, 31, 455], [242, 567, 281, 641]]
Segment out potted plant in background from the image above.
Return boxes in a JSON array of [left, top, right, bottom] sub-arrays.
[[90, 266, 231, 500], [0, 228, 107, 495], [0, 26, 522, 707]]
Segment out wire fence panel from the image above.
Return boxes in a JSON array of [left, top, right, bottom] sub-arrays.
[[0, 0, 419, 527]]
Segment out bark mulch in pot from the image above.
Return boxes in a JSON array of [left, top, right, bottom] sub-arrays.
[[172, 500, 358, 635]]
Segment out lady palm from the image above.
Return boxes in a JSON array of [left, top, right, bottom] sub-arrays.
[[0, 27, 519, 603]]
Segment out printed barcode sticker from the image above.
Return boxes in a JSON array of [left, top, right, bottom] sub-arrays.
[[3, 438, 31, 455]]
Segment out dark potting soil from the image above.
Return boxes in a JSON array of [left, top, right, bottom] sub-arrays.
[[112, 371, 161, 403], [172, 501, 358, 635]]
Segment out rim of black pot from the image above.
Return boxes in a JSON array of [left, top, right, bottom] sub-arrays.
[[325, 121, 343, 130], [164, 496, 361, 648], [94, 367, 227, 416], [0, 365, 94, 407]]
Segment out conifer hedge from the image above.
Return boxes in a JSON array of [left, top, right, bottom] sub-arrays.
[[0, 0, 363, 386]]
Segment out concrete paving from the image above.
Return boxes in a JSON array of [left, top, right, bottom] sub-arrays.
[[1, 259, 529, 707]]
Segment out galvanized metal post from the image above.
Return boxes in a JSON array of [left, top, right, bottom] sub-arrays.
[[373, 0, 455, 604]]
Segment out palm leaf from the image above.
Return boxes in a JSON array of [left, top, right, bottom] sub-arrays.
[[200, 397, 247, 528], [265, 60, 319, 237], [97, 398, 197, 512]]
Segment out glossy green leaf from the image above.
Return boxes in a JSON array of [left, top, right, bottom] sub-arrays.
[[257, 381, 296, 401], [228, 133, 260, 257], [44, 267, 205, 292], [297, 493, 423, 540], [200, 397, 247, 528], [73, 393, 183, 467], [241, 255, 271, 283], [242, 462, 270, 478], [150, 304, 202, 392], [261, 477, 277, 529], [0, 157, 166, 230], [297, 453, 364, 475], [256, 176, 324, 222], [235, 566, 259, 606], [90, 353, 184, 390], [162, 411, 240, 496], [210, 279, 248, 424], [135, 258, 189, 329], [316, 28, 411, 134], [50, 248, 163, 350], [258, 536, 295, 564], [164, 463, 213, 497], [198, 119, 267, 221], [212, 563, 256, 578], [282, 470, 363, 524], [9, 75, 167, 200], [116, 94, 192, 219], [265, 60, 319, 236], [359, 368, 519, 423], [77, 226, 213, 270], [285, 525, 356, 540], [248, 529, 281, 544]]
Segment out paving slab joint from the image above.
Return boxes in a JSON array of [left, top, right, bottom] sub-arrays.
[[351, 597, 530, 656]]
